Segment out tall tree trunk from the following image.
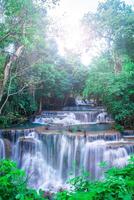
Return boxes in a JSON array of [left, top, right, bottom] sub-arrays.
[[63, 94, 70, 106], [0, 96, 9, 115], [113, 52, 122, 74], [0, 45, 24, 104], [39, 97, 43, 113]]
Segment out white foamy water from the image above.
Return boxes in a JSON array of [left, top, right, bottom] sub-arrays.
[[33, 110, 111, 125], [0, 138, 5, 159], [10, 131, 133, 191], [0, 128, 133, 192]]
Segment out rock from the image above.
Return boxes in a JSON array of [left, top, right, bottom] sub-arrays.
[[18, 137, 37, 156], [3, 139, 11, 158]]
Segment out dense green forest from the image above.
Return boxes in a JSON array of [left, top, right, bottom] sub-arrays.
[[0, 0, 134, 129]]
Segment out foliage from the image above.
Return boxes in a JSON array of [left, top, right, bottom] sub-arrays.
[[0, 112, 27, 128], [55, 155, 134, 200], [0, 0, 134, 129], [84, 0, 134, 60], [83, 0, 134, 129], [114, 123, 124, 132], [68, 171, 90, 192], [0, 157, 133, 200], [0, 159, 45, 200], [0, 0, 88, 127], [84, 54, 134, 128]]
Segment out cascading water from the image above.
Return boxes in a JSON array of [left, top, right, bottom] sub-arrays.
[[0, 128, 134, 192], [0, 138, 5, 159], [104, 147, 129, 168], [12, 132, 46, 189], [4, 130, 132, 191], [74, 111, 99, 123], [33, 110, 111, 126]]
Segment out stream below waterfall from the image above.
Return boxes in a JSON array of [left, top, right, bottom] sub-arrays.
[[0, 109, 134, 192]]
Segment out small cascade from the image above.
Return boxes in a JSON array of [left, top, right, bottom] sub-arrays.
[[104, 147, 129, 168], [34, 117, 52, 125], [86, 132, 121, 141], [11, 129, 35, 160], [74, 111, 99, 123], [33, 112, 80, 125], [0, 138, 5, 159], [33, 110, 110, 126], [52, 113, 80, 125], [96, 111, 112, 123], [13, 131, 46, 189]]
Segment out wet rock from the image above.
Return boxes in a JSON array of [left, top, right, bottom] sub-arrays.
[[3, 139, 11, 158], [107, 141, 134, 149], [18, 137, 37, 156]]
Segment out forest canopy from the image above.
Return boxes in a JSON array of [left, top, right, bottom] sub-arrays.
[[0, 0, 134, 129]]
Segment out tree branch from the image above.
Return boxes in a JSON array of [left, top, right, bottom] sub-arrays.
[[0, 32, 11, 43]]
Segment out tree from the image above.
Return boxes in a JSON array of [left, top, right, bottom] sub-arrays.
[[83, 0, 134, 72], [0, 0, 63, 126], [0, 0, 39, 111], [0, 159, 44, 200], [83, 0, 134, 128]]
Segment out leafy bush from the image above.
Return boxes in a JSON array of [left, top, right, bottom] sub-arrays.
[[0, 160, 44, 200], [0, 112, 27, 128], [68, 172, 90, 192], [114, 123, 124, 132]]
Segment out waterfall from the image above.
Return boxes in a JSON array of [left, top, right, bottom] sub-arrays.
[[74, 111, 99, 123], [0, 138, 5, 159], [8, 131, 133, 191], [104, 147, 130, 168], [13, 132, 46, 189], [0, 129, 134, 191], [82, 140, 106, 179], [33, 110, 105, 125]]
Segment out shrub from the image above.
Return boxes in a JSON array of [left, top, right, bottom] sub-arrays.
[[0, 160, 44, 200]]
